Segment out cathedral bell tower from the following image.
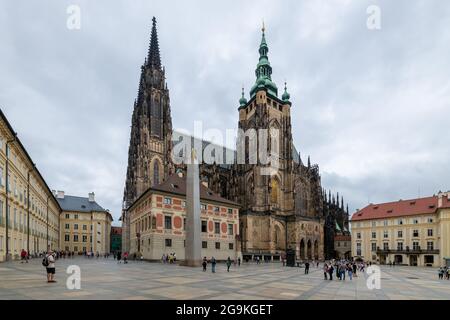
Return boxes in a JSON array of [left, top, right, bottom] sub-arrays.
[[122, 17, 173, 252], [237, 24, 294, 255]]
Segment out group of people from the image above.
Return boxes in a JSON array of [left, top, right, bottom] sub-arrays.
[[202, 256, 236, 273], [161, 253, 177, 264], [438, 266, 450, 280], [323, 260, 360, 281], [114, 251, 129, 263]]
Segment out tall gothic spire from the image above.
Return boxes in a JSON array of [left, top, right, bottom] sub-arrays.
[[250, 21, 278, 98], [147, 17, 161, 69]]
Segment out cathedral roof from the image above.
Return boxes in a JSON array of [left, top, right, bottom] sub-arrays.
[[351, 194, 450, 221]]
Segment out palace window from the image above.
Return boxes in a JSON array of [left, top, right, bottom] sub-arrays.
[[164, 197, 172, 205], [412, 230, 419, 237], [214, 222, 220, 234], [397, 242, 403, 251], [228, 224, 233, 235], [357, 232, 361, 239], [215, 242, 220, 250], [397, 230, 403, 238], [201, 221, 207, 233], [73, 235, 79, 242], [65, 214, 70, 219], [383, 220, 388, 226], [383, 243, 389, 250], [74, 224, 78, 230], [427, 229, 433, 237], [383, 230, 388, 238], [183, 218, 186, 231], [214, 206, 219, 212], [356, 243, 361, 256], [64, 235, 70, 242], [164, 216, 172, 230], [229, 243, 234, 250], [398, 219, 403, 225], [372, 221, 376, 227], [202, 241, 207, 249], [201, 204, 207, 211], [413, 242, 419, 250], [165, 239, 172, 247], [371, 232, 376, 239], [371, 243, 377, 252], [228, 208, 233, 214], [427, 241, 434, 251], [413, 218, 419, 224], [427, 218, 434, 223]]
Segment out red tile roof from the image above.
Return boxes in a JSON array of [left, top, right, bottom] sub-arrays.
[[334, 235, 351, 241], [111, 226, 122, 235], [351, 196, 440, 221], [128, 174, 240, 211]]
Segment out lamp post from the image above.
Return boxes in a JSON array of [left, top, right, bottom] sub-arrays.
[[5, 134, 16, 261]]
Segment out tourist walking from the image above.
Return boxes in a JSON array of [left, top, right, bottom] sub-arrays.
[[238, 257, 241, 267], [117, 251, 122, 263], [43, 249, 56, 283], [305, 261, 310, 274], [438, 267, 444, 280], [202, 257, 208, 272], [20, 249, 28, 263], [226, 257, 232, 272], [348, 265, 353, 280], [123, 252, 128, 264], [323, 264, 328, 280], [211, 257, 217, 273], [328, 264, 334, 280]]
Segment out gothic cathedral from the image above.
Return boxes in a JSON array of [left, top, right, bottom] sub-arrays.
[[122, 18, 350, 261]]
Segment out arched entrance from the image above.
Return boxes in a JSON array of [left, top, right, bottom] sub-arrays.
[[314, 240, 319, 260], [394, 255, 403, 264], [307, 240, 312, 260], [299, 239, 305, 260]]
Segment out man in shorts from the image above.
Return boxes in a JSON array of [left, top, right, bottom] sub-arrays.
[[45, 249, 56, 283]]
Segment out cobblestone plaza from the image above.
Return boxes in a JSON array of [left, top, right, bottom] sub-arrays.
[[0, 258, 449, 300]]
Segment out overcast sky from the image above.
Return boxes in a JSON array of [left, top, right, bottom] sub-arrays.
[[1, 0, 449, 226]]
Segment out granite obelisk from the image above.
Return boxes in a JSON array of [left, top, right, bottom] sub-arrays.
[[181, 148, 202, 267]]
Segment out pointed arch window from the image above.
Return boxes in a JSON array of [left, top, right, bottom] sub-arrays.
[[153, 160, 160, 186], [270, 178, 280, 206]]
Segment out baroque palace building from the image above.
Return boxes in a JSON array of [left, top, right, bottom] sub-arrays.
[[56, 191, 113, 255], [122, 18, 350, 261], [0, 109, 114, 261], [351, 192, 450, 267], [0, 109, 60, 261]]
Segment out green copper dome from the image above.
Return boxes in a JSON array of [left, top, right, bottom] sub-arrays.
[[249, 25, 278, 98], [239, 87, 248, 106], [282, 82, 290, 101]]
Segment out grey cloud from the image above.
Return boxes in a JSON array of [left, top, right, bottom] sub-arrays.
[[1, 0, 449, 224]]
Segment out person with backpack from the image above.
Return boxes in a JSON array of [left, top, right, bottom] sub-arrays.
[[43, 249, 56, 283]]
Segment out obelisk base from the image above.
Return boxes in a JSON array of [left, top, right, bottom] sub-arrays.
[[179, 259, 202, 267]]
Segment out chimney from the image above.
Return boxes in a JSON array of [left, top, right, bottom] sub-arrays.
[[88, 192, 95, 202], [57, 191, 65, 199]]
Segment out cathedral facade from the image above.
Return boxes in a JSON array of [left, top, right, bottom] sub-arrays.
[[121, 18, 350, 261]]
